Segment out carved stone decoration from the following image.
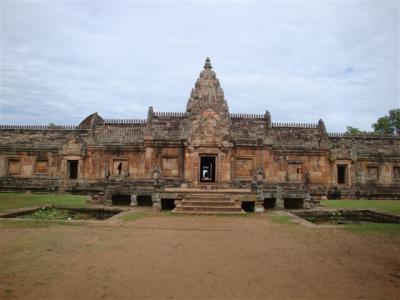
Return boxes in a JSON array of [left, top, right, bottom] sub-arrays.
[[355, 170, 363, 184], [104, 165, 110, 183], [328, 149, 337, 162], [186, 58, 229, 114], [181, 58, 232, 147], [275, 186, 284, 209], [186, 108, 232, 146], [304, 169, 311, 185], [254, 166, 265, 183], [60, 134, 86, 157], [152, 165, 162, 181]]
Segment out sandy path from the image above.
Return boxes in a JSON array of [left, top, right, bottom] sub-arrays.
[[1, 215, 399, 300]]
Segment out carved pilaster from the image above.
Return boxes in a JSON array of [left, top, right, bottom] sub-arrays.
[[275, 186, 284, 209]]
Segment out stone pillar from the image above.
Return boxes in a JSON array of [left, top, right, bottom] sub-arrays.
[[130, 194, 137, 206], [275, 186, 284, 209], [104, 196, 112, 206], [255, 202, 264, 213], [152, 193, 161, 210], [255, 187, 264, 213], [303, 193, 311, 209]]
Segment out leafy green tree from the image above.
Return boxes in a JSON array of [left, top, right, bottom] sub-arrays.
[[372, 109, 400, 135], [345, 126, 365, 134]]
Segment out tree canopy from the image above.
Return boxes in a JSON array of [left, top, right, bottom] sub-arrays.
[[345, 109, 399, 135], [372, 109, 400, 135], [345, 126, 366, 134]]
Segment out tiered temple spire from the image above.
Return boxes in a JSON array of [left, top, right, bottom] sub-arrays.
[[186, 57, 229, 114], [204, 57, 212, 69]]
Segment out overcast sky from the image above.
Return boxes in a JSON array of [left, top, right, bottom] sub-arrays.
[[0, 0, 398, 132]]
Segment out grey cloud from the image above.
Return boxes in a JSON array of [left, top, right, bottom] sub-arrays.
[[0, 0, 398, 131]]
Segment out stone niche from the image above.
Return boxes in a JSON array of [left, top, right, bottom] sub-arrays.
[[162, 157, 180, 177], [366, 166, 379, 182], [288, 161, 303, 181], [234, 158, 253, 179], [35, 160, 48, 174], [393, 167, 400, 183], [8, 159, 21, 175], [112, 159, 128, 176]]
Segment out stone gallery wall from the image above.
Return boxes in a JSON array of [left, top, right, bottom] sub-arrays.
[[0, 58, 399, 198]]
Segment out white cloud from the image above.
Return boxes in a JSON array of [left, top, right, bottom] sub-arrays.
[[0, 0, 398, 131]]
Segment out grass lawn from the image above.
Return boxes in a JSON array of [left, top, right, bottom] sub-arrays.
[[320, 200, 400, 235], [119, 211, 146, 222], [345, 223, 399, 235], [321, 199, 400, 215], [0, 192, 89, 213], [268, 215, 293, 224]]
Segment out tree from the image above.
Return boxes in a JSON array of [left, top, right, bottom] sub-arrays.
[[345, 126, 365, 134], [372, 109, 400, 135]]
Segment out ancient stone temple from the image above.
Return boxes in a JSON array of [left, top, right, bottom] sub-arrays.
[[0, 58, 399, 213]]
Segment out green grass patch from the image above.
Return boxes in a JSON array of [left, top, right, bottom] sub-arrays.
[[0, 192, 89, 213], [3, 288, 13, 297], [321, 200, 400, 215], [215, 213, 250, 217], [119, 211, 146, 222], [268, 215, 293, 224], [161, 210, 173, 216], [0, 219, 52, 229], [0, 219, 85, 229], [345, 223, 400, 235]]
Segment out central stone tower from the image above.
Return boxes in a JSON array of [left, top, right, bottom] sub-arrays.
[[181, 57, 232, 147]]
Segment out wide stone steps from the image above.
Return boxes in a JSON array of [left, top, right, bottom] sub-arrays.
[[173, 206, 243, 213], [180, 200, 235, 206], [172, 193, 245, 215]]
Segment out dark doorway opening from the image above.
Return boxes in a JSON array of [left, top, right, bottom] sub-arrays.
[[263, 198, 276, 209], [284, 198, 304, 209], [337, 165, 347, 184], [67, 160, 78, 179], [328, 188, 341, 200], [117, 163, 122, 175], [137, 195, 153, 207], [241, 201, 255, 212], [200, 156, 216, 182], [112, 194, 131, 206], [161, 199, 176, 210]]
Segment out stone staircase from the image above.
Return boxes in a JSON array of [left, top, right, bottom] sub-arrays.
[[172, 193, 245, 215]]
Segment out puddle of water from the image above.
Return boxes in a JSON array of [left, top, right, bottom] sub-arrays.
[[293, 210, 400, 225], [2, 207, 121, 220]]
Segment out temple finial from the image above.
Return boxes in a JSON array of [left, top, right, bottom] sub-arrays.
[[204, 57, 212, 69]]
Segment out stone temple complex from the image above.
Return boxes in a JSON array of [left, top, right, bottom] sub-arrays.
[[0, 58, 399, 213]]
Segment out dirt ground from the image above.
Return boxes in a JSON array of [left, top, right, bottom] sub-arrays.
[[0, 213, 399, 300]]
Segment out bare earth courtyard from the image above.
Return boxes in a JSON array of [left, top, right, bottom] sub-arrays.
[[1, 212, 399, 300]]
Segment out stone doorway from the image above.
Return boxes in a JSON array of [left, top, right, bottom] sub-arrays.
[[200, 156, 216, 182], [67, 160, 78, 179], [337, 165, 347, 184]]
